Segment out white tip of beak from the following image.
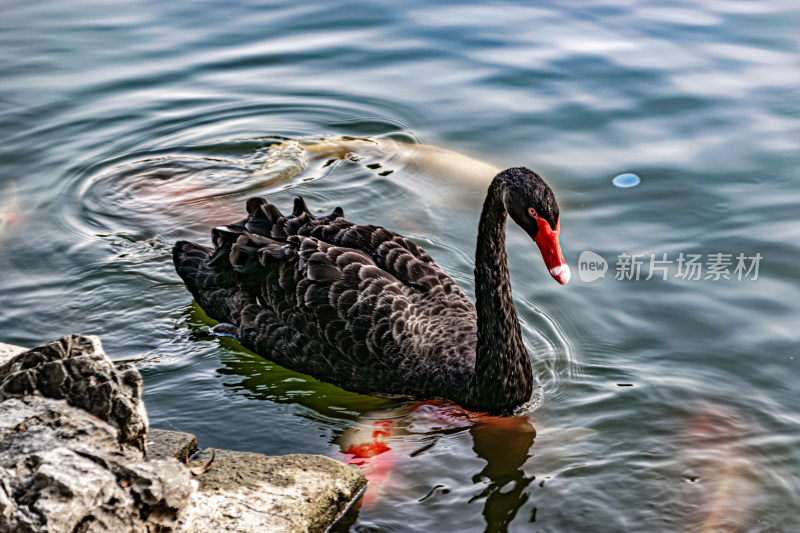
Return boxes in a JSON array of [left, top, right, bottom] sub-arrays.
[[550, 264, 571, 285]]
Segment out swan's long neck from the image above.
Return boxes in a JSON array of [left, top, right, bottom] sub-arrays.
[[468, 177, 533, 413]]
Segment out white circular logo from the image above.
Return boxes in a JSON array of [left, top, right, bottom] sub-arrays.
[[578, 251, 608, 282]]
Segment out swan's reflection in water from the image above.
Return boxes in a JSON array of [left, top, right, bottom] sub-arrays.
[[202, 329, 768, 533], [204, 330, 556, 530], [469, 413, 537, 530], [333, 400, 565, 531]]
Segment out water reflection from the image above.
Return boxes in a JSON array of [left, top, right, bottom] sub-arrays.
[[194, 324, 547, 531], [197, 334, 776, 532], [468, 414, 537, 531]]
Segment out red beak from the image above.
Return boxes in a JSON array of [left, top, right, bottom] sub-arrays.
[[534, 217, 570, 285]]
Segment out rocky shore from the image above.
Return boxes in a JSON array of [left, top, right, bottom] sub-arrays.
[[0, 335, 365, 533]]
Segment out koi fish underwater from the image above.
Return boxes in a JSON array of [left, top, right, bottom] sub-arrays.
[[0, 181, 20, 240], [680, 404, 763, 533], [78, 136, 503, 242], [335, 400, 595, 510], [335, 398, 766, 529]]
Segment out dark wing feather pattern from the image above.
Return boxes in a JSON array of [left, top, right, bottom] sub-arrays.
[[173, 197, 478, 401]]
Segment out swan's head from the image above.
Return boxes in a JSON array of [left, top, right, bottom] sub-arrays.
[[504, 168, 570, 285]]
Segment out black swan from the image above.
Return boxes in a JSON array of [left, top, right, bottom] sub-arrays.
[[173, 167, 569, 413]]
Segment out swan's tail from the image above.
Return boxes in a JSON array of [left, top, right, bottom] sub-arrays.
[[171, 197, 307, 324], [173, 240, 245, 323], [173, 240, 213, 294]]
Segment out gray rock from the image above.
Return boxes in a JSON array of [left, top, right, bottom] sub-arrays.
[[0, 335, 147, 449], [0, 343, 26, 366], [0, 336, 193, 533], [0, 336, 367, 532], [0, 396, 193, 533], [147, 428, 198, 461], [180, 450, 367, 533]]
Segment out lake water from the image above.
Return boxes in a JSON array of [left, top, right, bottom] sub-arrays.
[[2, 0, 799, 531]]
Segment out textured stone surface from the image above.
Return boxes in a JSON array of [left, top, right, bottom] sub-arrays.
[[0, 343, 25, 366], [0, 336, 193, 533], [147, 428, 198, 461], [0, 335, 147, 449], [180, 450, 366, 533], [0, 397, 193, 533], [0, 337, 366, 533]]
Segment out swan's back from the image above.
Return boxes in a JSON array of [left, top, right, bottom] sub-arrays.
[[173, 197, 478, 400]]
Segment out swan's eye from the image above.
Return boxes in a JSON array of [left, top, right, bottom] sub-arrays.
[[528, 207, 537, 217]]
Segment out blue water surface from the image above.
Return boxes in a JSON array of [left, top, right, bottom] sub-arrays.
[[2, 0, 799, 531]]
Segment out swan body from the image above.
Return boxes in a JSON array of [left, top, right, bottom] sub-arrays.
[[173, 167, 568, 413]]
